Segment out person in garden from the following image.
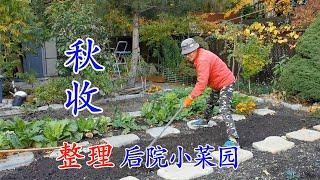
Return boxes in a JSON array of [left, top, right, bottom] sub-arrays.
[[181, 37, 239, 147]]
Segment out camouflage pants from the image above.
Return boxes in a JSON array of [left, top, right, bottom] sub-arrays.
[[204, 84, 239, 139]]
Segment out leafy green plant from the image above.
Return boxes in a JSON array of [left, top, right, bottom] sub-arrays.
[[142, 87, 215, 125], [76, 117, 97, 133], [16, 71, 38, 88], [96, 116, 111, 134], [0, 132, 10, 150], [80, 65, 114, 96], [0, 116, 111, 150], [43, 120, 69, 147], [234, 37, 273, 80], [142, 87, 258, 125], [112, 111, 141, 134], [232, 93, 256, 114], [34, 77, 71, 105]]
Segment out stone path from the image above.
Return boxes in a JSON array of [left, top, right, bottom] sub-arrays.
[[0, 152, 34, 171], [1, 97, 320, 180], [37, 104, 64, 111], [212, 148, 253, 164], [101, 134, 140, 147], [253, 108, 276, 116], [252, 136, 295, 154], [314, 125, 320, 131], [119, 176, 140, 180], [146, 126, 180, 138], [286, 129, 320, 142], [157, 163, 213, 180]]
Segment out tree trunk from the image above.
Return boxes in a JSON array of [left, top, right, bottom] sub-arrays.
[[248, 79, 251, 94], [128, 12, 140, 88]]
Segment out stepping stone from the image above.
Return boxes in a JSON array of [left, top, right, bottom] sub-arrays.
[[211, 148, 253, 164], [232, 114, 246, 121], [157, 163, 213, 180], [45, 141, 90, 158], [264, 98, 280, 105], [0, 109, 23, 117], [0, 152, 34, 171], [127, 111, 141, 117], [146, 126, 180, 138], [253, 109, 276, 116], [119, 176, 139, 180], [45, 149, 61, 159], [314, 125, 320, 131], [0, 101, 13, 109], [105, 94, 143, 102], [187, 120, 217, 130], [252, 136, 294, 154], [37, 104, 64, 111], [286, 129, 320, 142], [281, 102, 303, 111], [101, 134, 140, 147], [249, 96, 265, 104]]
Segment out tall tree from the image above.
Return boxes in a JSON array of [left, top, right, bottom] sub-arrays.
[[0, 0, 41, 78], [98, 0, 229, 87]]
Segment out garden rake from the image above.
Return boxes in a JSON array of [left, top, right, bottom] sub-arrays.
[[147, 102, 184, 147]]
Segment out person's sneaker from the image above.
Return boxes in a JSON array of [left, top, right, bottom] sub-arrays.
[[223, 138, 240, 147]]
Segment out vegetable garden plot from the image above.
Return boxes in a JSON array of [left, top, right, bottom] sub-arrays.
[[1, 105, 319, 180]]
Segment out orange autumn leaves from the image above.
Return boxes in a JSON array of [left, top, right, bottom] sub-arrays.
[[236, 101, 257, 114], [225, 0, 292, 18]]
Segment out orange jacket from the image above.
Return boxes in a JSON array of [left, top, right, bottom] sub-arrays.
[[190, 48, 235, 99]]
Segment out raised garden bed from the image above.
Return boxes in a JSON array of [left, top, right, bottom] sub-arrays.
[[1, 100, 319, 179]]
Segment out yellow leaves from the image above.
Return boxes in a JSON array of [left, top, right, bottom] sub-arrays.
[[308, 104, 320, 113], [259, 35, 265, 40], [243, 28, 250, 36], [242, 21, 300, 47], [268, 25, 276, 33], [224, 0, 251, 18], [277, 38, 288, 44], [236, 101, 257, 114], [288, 31, 300, 39], [250, 22, 264, 31], [145, 85, 162, 93], [273, 29, 280, 35], [289, 44, 297, 49], [0, 25, 8, 32], [282, 25, 292, 31]]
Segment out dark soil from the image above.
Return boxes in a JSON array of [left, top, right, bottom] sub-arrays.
[[1, 105, 319, 180]]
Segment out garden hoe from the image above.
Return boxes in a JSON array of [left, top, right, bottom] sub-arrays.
[[147, 102, 184, 147]]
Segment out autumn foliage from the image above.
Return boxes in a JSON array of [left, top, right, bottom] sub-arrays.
[[225, 0, 292, 17], [291, 0, 320, 28]]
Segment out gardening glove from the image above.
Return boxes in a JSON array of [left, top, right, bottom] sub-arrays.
[[183, 95, 193, 108]]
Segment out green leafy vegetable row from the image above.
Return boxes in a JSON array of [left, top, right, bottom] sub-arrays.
[[0, 114, 141, 150], [142, 87, 257, 126]]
